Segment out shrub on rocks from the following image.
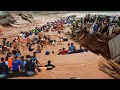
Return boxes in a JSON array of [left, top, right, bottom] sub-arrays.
[[117, 20, 120, 26]]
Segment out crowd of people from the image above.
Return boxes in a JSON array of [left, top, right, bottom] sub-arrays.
[[0, 50, 40, 78], [0, 26, 58, 79], [0, 15, 77, 79], [1, 13, 119, 79], [0, 14, 91, 79], [69, 14, 120, 37]]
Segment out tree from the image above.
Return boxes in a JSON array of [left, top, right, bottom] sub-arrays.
[[117, 20, 120, 26]]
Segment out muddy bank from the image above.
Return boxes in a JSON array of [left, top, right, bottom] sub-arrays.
[[72, 31, 111, 59]]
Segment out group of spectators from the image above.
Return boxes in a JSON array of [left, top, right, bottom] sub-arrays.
[[58, 43, 87, 55], [68, 14, 120, 37]]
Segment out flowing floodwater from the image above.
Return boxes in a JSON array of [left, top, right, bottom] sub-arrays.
[[32, 11, 120, 14], [32, 11, 120, 19]]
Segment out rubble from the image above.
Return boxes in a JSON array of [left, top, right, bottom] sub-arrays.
[[98, 59, 120, 79]]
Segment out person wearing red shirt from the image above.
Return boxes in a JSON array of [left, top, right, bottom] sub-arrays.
[[61, 48, 68, 55]]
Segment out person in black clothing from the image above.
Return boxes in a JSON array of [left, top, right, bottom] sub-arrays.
[[45, 60, 55, 70], [28, 44, 34, 52], [2, 38, 7, 46], [58, 30, 61, 34], [0, 58, 9, 79], [25, 55, 38, 76], [26, 42, 30, 47], [12, 47, 17, 55], [7, 49, 12, 56], [102, 22, 109, 35], [52, 51, 54, 54], [77, 45, 84, 53], [25, 55, 35, 73], [9, 42, 12, 48], [1, 46, 4, 54], [20, 56, 26, 72], [36, 46, 41, 53], [32, 41, 35, 46]]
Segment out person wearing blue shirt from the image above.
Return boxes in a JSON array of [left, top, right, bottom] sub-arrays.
[[69, 43, 75, 52], [22, 33, 25, 40], [93, 23, 99, 32], [31, 52, 42, 67], [15, 49, 21, 57], [12, 56, 20, 72], [32, 52, 38, 65], [29, 30, 32, 35]]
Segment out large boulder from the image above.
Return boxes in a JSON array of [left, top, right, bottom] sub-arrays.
[[0, 11, 16, 25], [0, 11, 8, 19]]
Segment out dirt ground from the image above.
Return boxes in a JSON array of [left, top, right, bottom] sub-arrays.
[[0, 13, 113, 79]]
